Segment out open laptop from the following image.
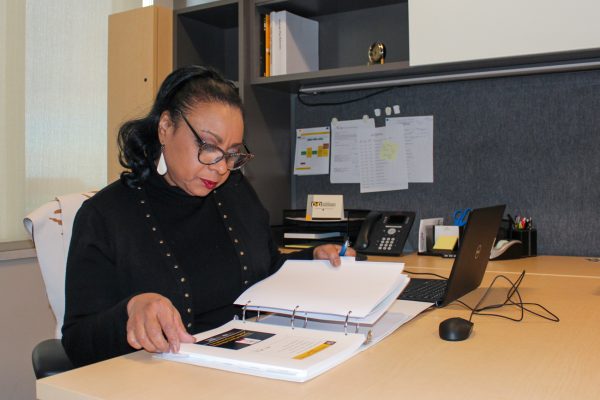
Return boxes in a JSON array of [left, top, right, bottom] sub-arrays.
[[398, 204, 505, 307]]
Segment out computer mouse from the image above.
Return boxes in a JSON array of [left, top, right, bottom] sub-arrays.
[[439, 317, 473, 341]]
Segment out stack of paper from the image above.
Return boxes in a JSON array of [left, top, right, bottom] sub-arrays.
[[236, 258, 408, 325], [158, 258, 419, 382]]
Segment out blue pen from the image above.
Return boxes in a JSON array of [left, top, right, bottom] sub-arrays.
[[339, 238, 350, 256]]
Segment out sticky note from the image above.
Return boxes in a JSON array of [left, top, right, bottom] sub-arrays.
[[379, 140, 398, 160], [433, 236, 458, 251]]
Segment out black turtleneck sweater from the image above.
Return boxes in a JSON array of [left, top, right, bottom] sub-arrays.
[[144, 173, 243, 331], [62, 171, 312, 367]]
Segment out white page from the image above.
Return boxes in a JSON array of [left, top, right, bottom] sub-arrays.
[[260, 299, 433, 350], [330, 118, 375, 183], [386, 116, 434, 183], [358, 126, 409, 193], [293, 126, 330, 175], [234, 257, 407, 324], [158, 320, 365, 382]]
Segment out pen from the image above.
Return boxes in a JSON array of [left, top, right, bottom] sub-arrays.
[[339, 238, 350, 256]]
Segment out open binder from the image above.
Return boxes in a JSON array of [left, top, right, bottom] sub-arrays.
[[234, 258, 409, 325], [158, 258, 417, 382]]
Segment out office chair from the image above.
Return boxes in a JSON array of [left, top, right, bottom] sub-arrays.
[[24, 192, 95, 379]]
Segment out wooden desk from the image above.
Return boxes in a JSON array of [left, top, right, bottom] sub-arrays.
[[37, 256, 600, 400]]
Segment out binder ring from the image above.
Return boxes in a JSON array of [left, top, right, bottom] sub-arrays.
[[304, 312, 308, 328], [256, 307, 261, 323], [242, 301, 251, 323], [291, 305, 300, 329], [344, 311, 352, 335]]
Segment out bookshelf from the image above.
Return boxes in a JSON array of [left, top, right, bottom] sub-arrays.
[[173, 1, 412, 223], [251, 0, 409, 92], [174, 0, 239, 83]]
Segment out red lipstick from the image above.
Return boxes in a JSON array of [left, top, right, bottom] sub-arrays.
[[201, 178, 217, 190]]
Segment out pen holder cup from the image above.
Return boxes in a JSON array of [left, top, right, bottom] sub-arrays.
[[510, 229, 537, 257]]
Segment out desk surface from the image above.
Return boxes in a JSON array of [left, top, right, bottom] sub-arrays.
[[37, 255, 600, 400]]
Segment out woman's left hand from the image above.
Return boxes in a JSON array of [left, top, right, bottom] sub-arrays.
[[313, 244, 356, 267]]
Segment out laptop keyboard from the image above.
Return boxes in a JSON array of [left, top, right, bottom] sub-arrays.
[[398, 278, 448, 303]]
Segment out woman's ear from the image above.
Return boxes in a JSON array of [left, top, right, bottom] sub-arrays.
[[158, 111, 174, 143]]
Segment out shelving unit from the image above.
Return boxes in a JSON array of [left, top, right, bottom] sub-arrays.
[[251, 0, 409, 92], [172, 0, 600, 225], [174, 0, 240, 83], [172, 0, 412, 223]]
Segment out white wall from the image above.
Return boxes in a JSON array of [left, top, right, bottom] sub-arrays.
[[0, 256, 56, 400], [410, 0, 600, 66]]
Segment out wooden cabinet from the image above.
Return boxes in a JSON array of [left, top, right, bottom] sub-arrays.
[[107, 6, 173, 183], [409, 0, 600, 66]]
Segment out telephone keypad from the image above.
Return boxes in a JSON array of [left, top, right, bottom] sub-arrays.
[[377, 236, 396, 251]]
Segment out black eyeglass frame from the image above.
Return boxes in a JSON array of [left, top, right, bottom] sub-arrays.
[[179, 113, 255, 171]]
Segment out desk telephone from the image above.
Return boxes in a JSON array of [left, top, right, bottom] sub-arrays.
[[355, 211, 415, 256]]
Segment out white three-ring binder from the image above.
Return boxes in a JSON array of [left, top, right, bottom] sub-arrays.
[[158, 258, 413, 382]]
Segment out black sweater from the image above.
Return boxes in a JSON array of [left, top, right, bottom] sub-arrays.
[[62, 171, 311, 366]]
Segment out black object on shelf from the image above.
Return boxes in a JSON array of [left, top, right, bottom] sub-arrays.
[[272, 209, 370, 248]]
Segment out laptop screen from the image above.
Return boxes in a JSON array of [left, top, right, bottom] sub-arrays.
[[438, 204, 505, 307]]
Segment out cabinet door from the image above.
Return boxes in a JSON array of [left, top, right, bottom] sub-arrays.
[[107, 6, 172, 183], [410, 0, 600, 66]]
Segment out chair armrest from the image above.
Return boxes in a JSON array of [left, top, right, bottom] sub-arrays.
[[32, 339, 74, 379]]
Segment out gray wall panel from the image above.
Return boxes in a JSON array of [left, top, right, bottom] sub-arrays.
[[294, 70, 600, 256]]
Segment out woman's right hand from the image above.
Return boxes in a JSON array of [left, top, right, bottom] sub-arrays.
[[126, 293, 195, 354]]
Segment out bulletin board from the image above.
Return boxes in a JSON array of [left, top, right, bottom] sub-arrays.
[[293, 69, 600, 256]]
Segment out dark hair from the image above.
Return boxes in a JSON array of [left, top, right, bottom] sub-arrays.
[[117, 65, 244, 187]]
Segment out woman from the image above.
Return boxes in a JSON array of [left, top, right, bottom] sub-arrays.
[[62, 66, 354, 367]]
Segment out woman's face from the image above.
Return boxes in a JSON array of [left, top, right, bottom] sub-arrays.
[[158, 101, 244, 197]]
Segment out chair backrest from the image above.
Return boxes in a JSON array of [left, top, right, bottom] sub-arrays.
[[23, 192, 95, 338]]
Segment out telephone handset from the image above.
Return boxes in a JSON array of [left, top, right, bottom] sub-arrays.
[[355, 211, 415, 256]]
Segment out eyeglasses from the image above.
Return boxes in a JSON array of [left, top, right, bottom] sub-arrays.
[[180, 113, 254, 171]]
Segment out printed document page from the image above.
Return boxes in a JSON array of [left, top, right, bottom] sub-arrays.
[[260, 299, 433, 350], [158, 320, 365, 382], [293, 126, 330, 175], [234, 257, 408, 325], [330, 118, 375, 183], [386, 116, 434, 183], [358, 126, 409, 193]]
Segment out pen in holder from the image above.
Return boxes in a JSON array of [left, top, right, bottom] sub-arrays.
[[509, 216, 536, 257]]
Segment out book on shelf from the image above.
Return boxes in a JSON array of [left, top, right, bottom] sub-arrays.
[[260, 14, 266, 77], [269, 10, 318, 76], [158, 258, 417, 382], [264, 13, 271, 77]]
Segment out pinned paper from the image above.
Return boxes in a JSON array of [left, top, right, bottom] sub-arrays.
[[293, 126, 331, 175]]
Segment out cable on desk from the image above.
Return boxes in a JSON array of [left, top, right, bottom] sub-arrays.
[[297, 87, 394, 107], [403, 270, 448, 280], [455, 270, 560, 323]]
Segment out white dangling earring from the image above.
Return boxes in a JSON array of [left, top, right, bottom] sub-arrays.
[[157, 145, 168, 175]]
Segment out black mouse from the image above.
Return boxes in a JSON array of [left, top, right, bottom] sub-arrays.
[[439, 317, 473, 341]]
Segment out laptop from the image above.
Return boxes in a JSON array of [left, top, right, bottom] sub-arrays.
[[398, 204, 505, 307]]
